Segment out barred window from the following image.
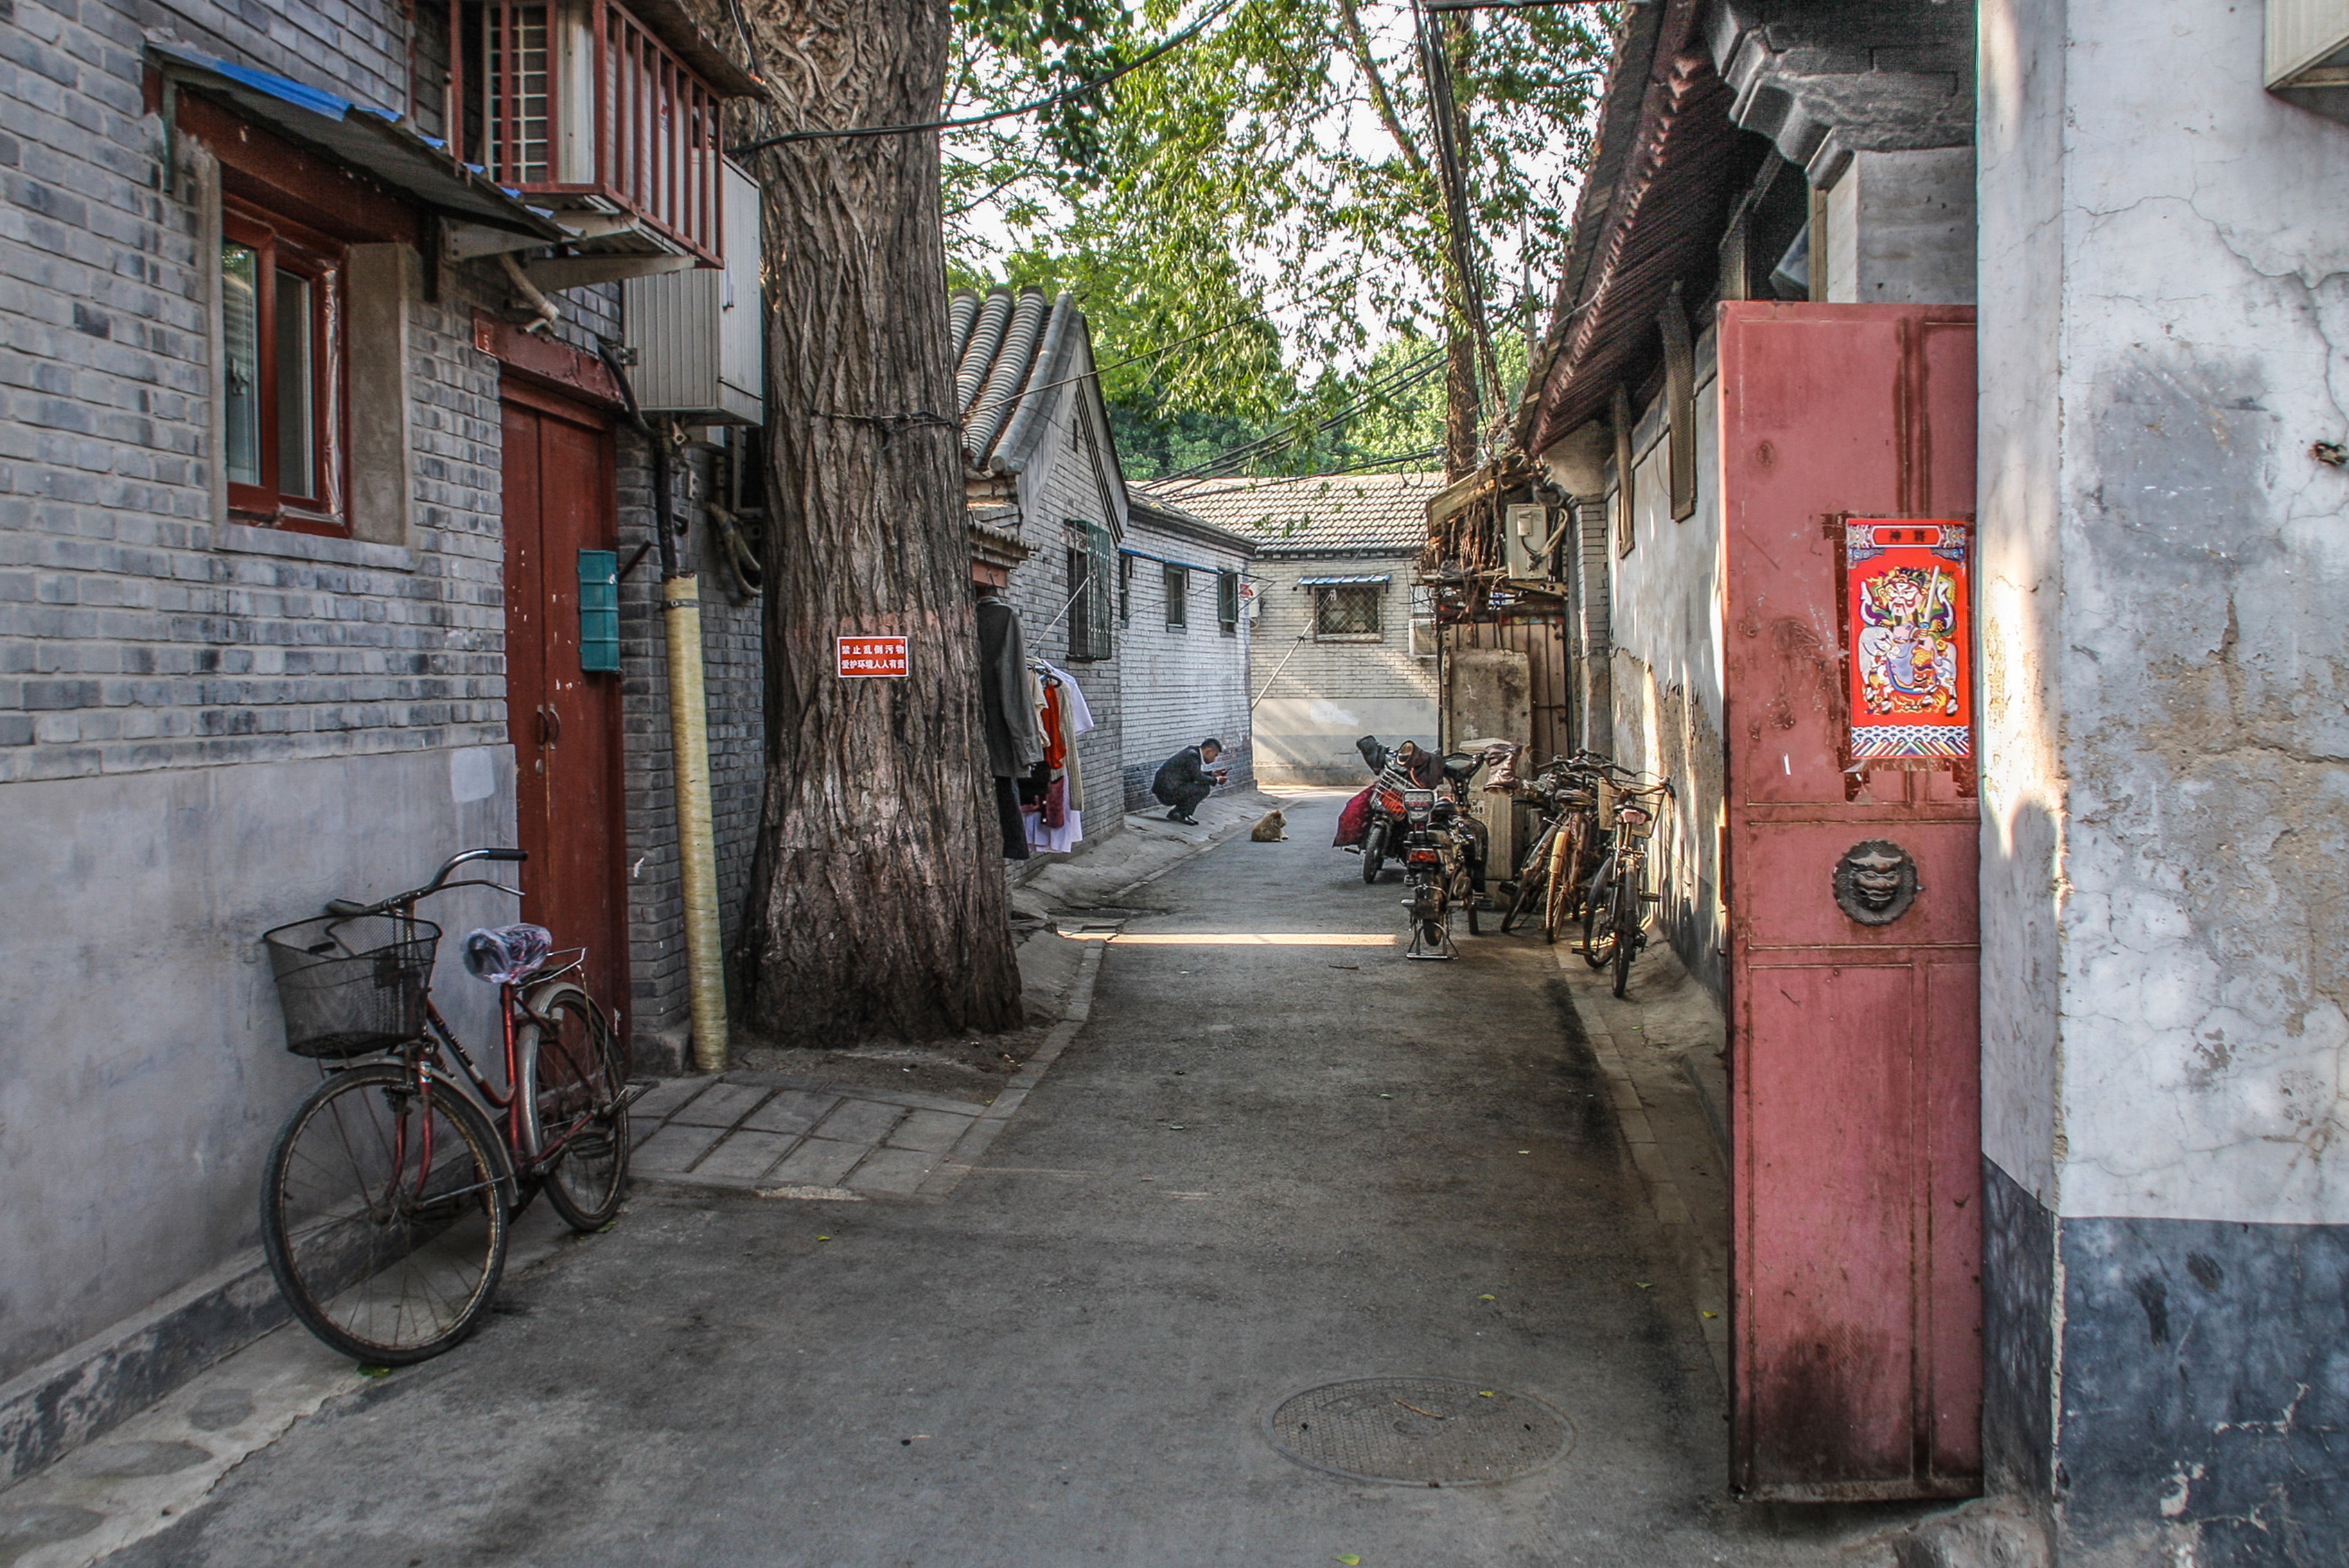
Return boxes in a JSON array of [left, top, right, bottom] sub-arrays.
[[1314, 583, 1382, 637]]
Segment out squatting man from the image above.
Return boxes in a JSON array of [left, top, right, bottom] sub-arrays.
[[1152, 739, 1226, 825]]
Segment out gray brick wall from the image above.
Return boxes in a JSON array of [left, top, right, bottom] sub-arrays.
[[989, 385, 1125, 857]]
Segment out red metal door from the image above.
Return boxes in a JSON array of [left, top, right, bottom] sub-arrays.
[[502, 385, 629, 1032], [1718, 303, 1980, 1501]]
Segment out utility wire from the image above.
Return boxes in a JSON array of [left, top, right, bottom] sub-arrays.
[[1161, 347, 1445, 480], [727, 0, 1244, 155], [1163, 445, 1445, 497]]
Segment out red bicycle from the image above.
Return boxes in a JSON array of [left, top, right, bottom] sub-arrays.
[[258, 849, 635, 1364]]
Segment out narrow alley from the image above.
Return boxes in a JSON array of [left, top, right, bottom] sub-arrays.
[[69, 794, 1881, 1568]]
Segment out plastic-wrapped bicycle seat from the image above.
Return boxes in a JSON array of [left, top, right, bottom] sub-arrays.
[[461, 924, 554, 985]]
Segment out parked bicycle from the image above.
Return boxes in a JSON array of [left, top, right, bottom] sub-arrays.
[[257, 849, 637, 1364], [1581, 771, 1675, 997], [1500, 752, 1610, 944]]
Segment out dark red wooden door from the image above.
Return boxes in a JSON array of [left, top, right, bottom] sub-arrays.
[[502, 385, 628, 1032], [1718, 303, 1980, 1501]]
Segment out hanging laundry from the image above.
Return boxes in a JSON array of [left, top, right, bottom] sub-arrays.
[[977, 596, 1044, 861]]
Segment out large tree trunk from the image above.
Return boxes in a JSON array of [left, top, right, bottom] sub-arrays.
[[735, 0, 1023, 1047], [1443, 314, 1480, 479]]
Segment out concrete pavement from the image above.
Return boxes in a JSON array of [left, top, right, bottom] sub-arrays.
[[85, 788, 1922, 1567]]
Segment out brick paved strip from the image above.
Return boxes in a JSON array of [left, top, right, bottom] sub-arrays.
[[668, 1081, 773, 1128], [633, 1122, 726, 1176], [843, 1147, 934, 1196], [811, 1098, 904, 1145], [693, 1130, 801, 1184], [741, 1090, 841, 1137], [631, 1077, 713, 1121], [765, 1136, 865, 1187], [886, 1110, 976, 1153]]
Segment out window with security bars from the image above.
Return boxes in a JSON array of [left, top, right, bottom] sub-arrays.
[[1314, 583, 1383, 637], [1066, 521, 1114, 660], [1217, 570, 1240, 633]]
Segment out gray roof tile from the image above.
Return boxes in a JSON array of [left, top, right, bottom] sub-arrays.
[[1146, 472, 1443, 554]]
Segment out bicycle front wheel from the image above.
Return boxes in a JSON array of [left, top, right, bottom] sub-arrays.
[[1543, 819, 1581, 945], [1582, 859, 1620, 971], [261, 1063, 511, 1365], [1501, 826, 1551, 933], [1610, 878, 1638, 998], [521, 983, 630, 1232]]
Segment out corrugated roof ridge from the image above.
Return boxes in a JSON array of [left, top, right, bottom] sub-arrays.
[[965, 288, 1048, 464], [956, 290, 1013, 421]]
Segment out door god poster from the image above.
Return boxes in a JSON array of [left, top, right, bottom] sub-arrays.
[[1841, 520, 1971, 766]]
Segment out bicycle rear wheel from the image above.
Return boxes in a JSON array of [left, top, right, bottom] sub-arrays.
[[1545, 818, 1585, 945], [521, 982, 630, 1232], [1501, 826, 1551, 933], [261, 1062, 511, 1364], [1610, 878, 1638, 998]]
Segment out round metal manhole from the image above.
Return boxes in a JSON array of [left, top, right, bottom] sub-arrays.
[[1266, 1377, 1574, 1486]]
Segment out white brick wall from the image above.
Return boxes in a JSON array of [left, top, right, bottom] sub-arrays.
[[1118, 513, 1251, 810]]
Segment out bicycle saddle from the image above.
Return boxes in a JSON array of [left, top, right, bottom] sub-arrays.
[[461, 924, 554, 985]]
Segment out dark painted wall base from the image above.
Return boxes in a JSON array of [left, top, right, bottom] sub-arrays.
[[1981, 1158, 2349, 1565]]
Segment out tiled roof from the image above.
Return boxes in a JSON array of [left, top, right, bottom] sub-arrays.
[[1146, 472, 1444, 554], [950, 287, 1089, 474]]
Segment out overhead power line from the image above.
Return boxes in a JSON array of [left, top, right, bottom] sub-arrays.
[[727, 0, 1244, 155], [1161, 346, 1445, 480]]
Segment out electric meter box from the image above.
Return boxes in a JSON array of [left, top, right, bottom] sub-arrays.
[[2269, 0, 2349, 121], [623, 160, 764, 423]]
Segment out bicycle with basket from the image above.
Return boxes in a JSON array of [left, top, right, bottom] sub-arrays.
[[258, 848, 640, 1364]]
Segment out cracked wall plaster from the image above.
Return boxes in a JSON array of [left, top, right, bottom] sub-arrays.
[[1981, 0, 2349, 1226]]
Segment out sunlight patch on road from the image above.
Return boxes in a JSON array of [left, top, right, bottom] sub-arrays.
[[1059, 932, 1400, 946]]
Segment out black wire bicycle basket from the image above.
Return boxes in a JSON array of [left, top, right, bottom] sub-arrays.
[[262, 914, 441, 1058]]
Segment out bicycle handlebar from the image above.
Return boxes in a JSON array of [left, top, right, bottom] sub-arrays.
[[325, 847, 529, 919]]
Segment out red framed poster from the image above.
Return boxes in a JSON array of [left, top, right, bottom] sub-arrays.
[[1839, 520, 1970, 768]]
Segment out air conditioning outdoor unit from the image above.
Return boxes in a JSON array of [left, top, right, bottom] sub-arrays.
[[2269, 0, 2349, 122], [622, 160, 764, 424]]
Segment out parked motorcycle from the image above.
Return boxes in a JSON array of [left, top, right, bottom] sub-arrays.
[[1348, 736, 1441, 884], [1399, 751, 1489, 959]]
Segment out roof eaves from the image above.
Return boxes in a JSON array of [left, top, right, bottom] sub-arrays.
[[987, 292, 1077, 477]]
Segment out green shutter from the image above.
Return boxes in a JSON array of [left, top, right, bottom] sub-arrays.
[[1086, 520, 1115, 660], [577, 549, 619, 673]]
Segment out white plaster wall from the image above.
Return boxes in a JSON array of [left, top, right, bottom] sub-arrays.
[[0, 748, 516, 1379], [1977, 0, 2071, 1211], [1599, 347, 1728, 993], [1984, 0, 2349, 1224]]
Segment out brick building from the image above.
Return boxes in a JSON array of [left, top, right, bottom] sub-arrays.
[[1157, 473, 1441, 786], [1119, 492, 1254, 810], [0, 0, 765, 1479], [952, 286, 1129, 858]]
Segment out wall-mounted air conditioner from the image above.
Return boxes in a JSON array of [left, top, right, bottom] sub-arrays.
[[622, 160, 764, 424], [2269, 0, 2349, 122]]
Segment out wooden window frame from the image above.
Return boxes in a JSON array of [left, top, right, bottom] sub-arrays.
[[222, 199, 349, 536], [1163, 563, 1188, 629], [1217, 568, 1240, 634]]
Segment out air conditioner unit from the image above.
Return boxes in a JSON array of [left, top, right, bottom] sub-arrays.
[[2269, 0, 2349, 122], [622, 160, 764, 423]]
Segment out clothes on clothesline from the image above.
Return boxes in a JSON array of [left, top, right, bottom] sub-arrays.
[[1017, 662, 1097, 854], [978, 597, 1045, 859]]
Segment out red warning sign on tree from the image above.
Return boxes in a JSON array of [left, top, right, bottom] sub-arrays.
[[836, 636, 910, 678]]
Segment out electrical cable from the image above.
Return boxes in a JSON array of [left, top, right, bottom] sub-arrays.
[[726, 0, 1245, 155], [1160, 346, 1445, 479]]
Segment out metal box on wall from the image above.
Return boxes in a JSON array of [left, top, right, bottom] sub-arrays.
[[2269, 0, 2349, 120], [622, 160, 763, 423]]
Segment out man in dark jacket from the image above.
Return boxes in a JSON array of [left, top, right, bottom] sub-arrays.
[[1152, 739, 1225, 825]]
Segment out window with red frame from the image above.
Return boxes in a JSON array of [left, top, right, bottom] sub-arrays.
[[220, 204, 346, 532]]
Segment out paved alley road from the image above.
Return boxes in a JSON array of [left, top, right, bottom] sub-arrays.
[[109, 792, 1885, 1568]]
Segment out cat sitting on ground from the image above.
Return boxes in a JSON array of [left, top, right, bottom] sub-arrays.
[[1250, 809, 1288, 842]]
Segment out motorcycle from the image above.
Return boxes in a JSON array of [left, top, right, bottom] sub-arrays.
[[1398, 751, 1490, 960], [1348, 736, 1439, 884]]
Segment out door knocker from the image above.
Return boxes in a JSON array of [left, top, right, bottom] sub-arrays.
[[1833, 840, 1921, 926]]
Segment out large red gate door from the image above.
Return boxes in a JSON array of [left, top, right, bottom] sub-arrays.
[[1718, 303, 1981, 1501]]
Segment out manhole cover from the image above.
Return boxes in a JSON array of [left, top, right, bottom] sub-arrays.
[[1267, 1377, 1574, 1486]]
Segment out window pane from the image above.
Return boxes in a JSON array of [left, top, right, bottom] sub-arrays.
[[221, 243, 262, 488], [1163, 564, 1186, 626], [275, 269, 315, 500]]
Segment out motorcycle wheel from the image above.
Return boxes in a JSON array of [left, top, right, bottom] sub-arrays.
[[1361, 824, 1385, 884]]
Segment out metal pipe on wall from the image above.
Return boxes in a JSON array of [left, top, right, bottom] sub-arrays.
[[651, 419, 730, 1073]]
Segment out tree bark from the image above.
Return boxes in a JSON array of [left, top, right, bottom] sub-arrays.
[[1443, 315, 1480, 479], [735, 0, 1023, 1047]]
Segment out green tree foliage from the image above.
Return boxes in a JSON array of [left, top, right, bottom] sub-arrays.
[[941, 0, 1615, 476]]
